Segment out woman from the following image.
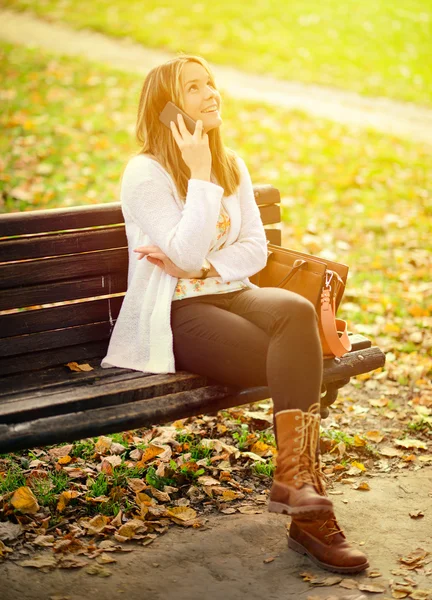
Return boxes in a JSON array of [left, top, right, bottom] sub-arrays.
[[101, 54, 369, 574]]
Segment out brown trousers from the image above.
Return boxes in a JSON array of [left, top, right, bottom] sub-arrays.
[[170, 287, 323, 415]]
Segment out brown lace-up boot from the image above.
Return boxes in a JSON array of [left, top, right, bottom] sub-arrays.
[[288, 515, 370, 573], [287, 427, 370, 574], [268, 402, 334, 519]]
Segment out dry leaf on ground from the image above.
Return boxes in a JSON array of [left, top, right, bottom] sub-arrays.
[[10, 486, 40, 514]]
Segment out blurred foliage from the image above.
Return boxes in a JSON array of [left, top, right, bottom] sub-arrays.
[[2, 0, 432, 106], [1, 41, 431, 383]]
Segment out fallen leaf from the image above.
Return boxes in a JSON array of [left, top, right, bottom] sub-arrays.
[[197, 476, 220, 487], [354, 435, 367, 447], [402, 454, 417, 462], [136, 445, 166, 466], [352, 482, 370, 491], [221, 489, 244, 502], [409, 591, 432, 600], [0, 540, 14, 558], [250, 441, 271, 456], [149, 486, 170, 502], [82, 515, 110, 535], [309, 575, 342, 586], [11, 486, 40, 514], [85, 564, 111, 577], [57, 490, 79, 513], [395, 438, 427, 450], [48, 445, 74, 458], [418, 455, 432, 462], [368, 570, 382, 578], [237, 506, 264, 514], [96, 552, 117, 564], [380, 447, 404, 458], [358, 583, 386, 592], [117, 519, 146, 539], [94, 436, 112, 454], [0, 522, 23, 542], [364, 431, 385, 443], [65, 361, 94, 372], [34, 535, 55, 547], [409, 510, 425, 519], [339, 578, 359, 589], [241, 451, 266, 462], [167, 507, 197, 523], [400, 548, 430, 567], [18, 553, 58, 571]]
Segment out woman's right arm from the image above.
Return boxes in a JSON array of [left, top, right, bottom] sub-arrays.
[[122, 156, 224, 273]]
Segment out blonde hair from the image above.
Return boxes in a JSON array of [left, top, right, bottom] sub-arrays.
[[134, 54, 241, 200]]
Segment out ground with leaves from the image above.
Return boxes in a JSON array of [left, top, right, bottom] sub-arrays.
[[1, 381, 431, 598], [1, 7, 431, 599]]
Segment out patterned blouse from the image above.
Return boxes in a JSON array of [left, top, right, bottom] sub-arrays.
[[172, 199, 249, 301]]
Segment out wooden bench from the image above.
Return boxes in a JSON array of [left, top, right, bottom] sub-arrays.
[[0, 184, 386, 454]]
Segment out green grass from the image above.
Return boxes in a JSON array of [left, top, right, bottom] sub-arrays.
[[1, 40, 431, 374], [232, 424, 251, 450], [258, 430, 276, 447], [407, 418, 432, 433], [251, 461, 275, 478], [0, 461, 26, 494], [323, 429, 355, 447], [3, 0, 432, 106]]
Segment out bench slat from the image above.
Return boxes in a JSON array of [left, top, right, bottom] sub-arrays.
[[0, 371, 208, 422], [0, 333, 371, 399], [0, 340, 108, 376], [0, 231, 279, 312], [0, 248, 128, 290], [0, 344, 386, 453], [0, 362, 156, 398], [0, 345, 384, 426], [0, 297, 123, 338], [0, 186, 280, 237], [0, 321, 112, 359], [264, 228, 281, 246], [0, 385, 272, 453], [0, 226, 126, 262], [0, 207, 280, 264], [0, 274, 127, 312]]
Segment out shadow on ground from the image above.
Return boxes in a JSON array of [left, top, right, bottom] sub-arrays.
[[1, 468, 431, 600]]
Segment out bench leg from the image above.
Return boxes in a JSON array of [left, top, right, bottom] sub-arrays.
[[320, 378, 350, 418]]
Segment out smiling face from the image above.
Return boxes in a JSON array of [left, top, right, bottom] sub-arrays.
[[180, 62, 222, 134]]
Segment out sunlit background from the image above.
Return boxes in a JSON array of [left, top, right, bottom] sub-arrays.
[[1, 0, 431, 383]]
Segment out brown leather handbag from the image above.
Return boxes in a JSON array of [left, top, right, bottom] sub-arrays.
[[249, 244, 351, 358]]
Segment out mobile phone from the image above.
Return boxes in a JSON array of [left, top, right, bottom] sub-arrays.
[[159, 101, 197, 135]]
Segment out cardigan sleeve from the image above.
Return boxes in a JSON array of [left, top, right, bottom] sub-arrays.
[[206, 156, 268, 283], [121, 156, 224, 272]]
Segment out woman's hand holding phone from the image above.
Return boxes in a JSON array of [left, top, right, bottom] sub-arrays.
[[170, 114, 212, 181]]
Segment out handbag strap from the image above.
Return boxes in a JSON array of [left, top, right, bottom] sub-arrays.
[[276, 259, 307, 288], [320, 279, 351, 358]]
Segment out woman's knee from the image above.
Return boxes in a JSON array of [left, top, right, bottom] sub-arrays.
[[266, 288, 317, 323]]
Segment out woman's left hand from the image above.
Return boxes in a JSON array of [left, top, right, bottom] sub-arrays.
[[133, 245, 194, 278]]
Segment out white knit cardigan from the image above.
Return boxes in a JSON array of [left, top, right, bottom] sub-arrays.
[[100, 153, 268, 374]]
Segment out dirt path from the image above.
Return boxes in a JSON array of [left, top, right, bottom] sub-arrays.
[[1, 468, 431, 600], [1, 7, 432, 145]]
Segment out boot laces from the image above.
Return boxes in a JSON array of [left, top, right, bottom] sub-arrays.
[[291, 402, 321, 487], [318, 517, 344, 541], [306, 402, 331, 495]]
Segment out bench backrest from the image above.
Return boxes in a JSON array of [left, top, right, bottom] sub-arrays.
[[0, 186, 281, 377]]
